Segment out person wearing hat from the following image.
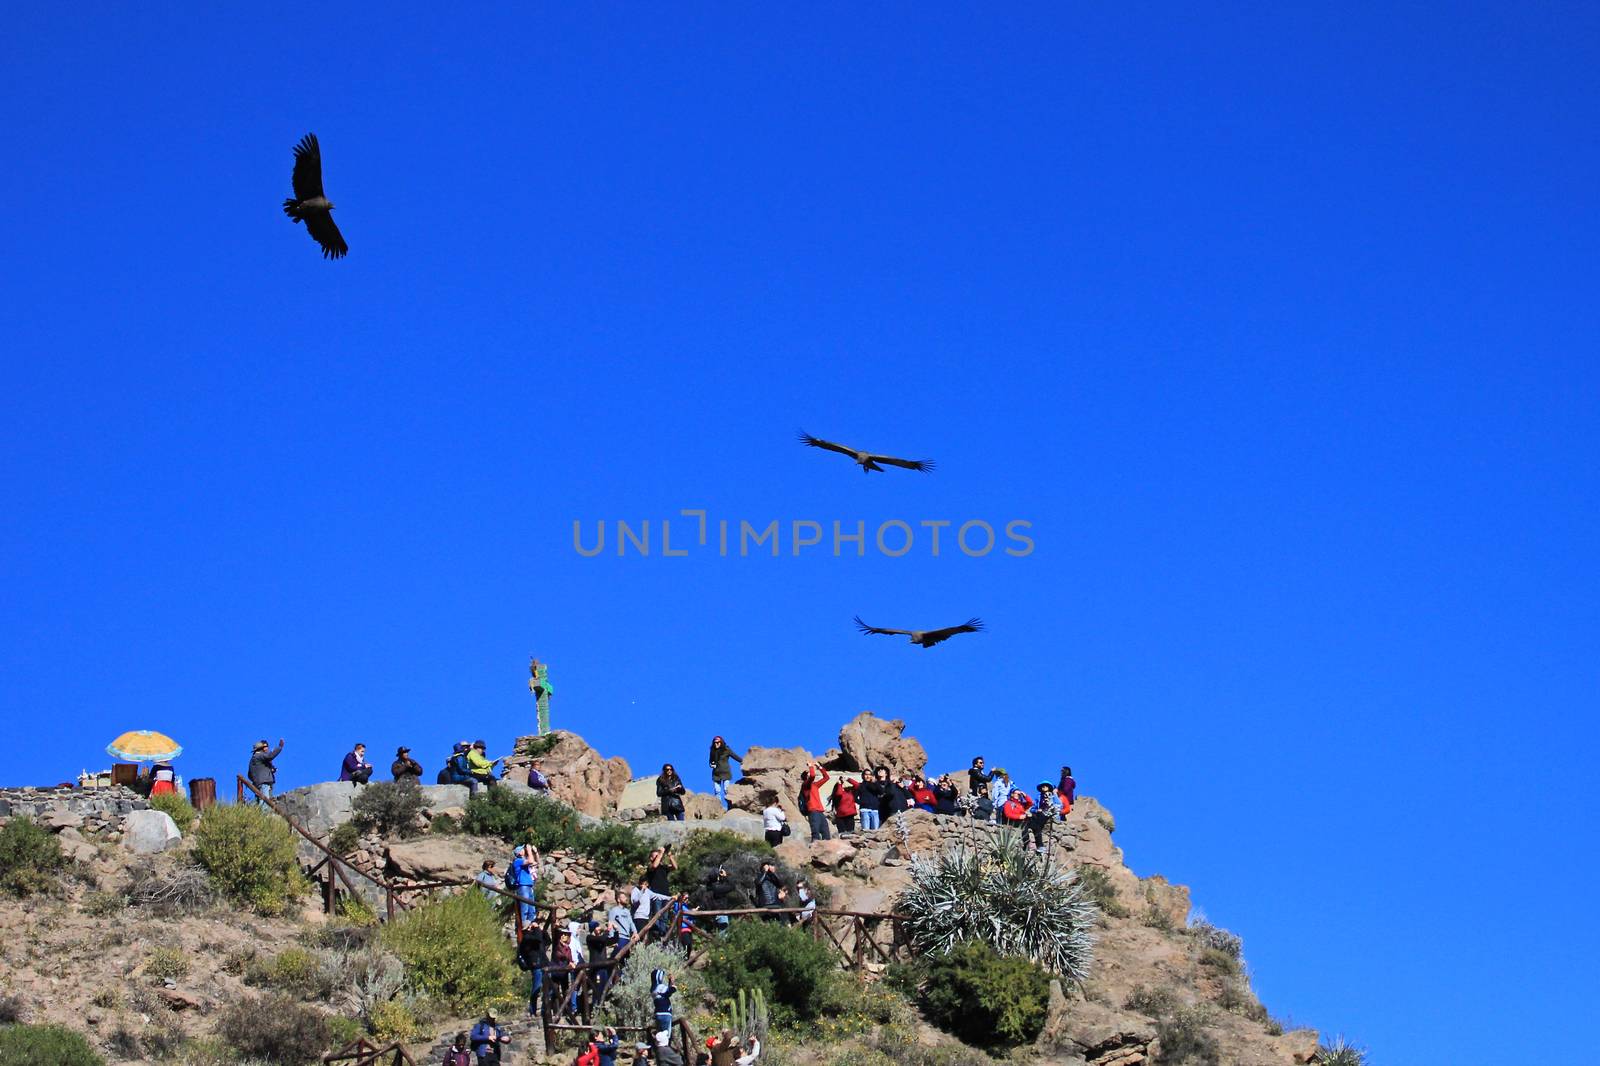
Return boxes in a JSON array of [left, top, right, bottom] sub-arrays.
[[247, 738, 284, 800], [508, 843, 540, 926], [467, 739, 502, 792], [469, 1010, 509, 1064], [1025, 782, 1059, 852], [391, 746, 423, 786]]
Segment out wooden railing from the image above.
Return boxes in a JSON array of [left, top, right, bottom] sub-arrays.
[[323, 1037, 414, 1065]]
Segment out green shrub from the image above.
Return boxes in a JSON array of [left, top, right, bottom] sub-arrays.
[[0, 817, 66, 897], [329, 822, 361, 855], [429, 813, 460, 835], [670, 830, 804, 908], [1142, 905, 1176, 933], [899, 828, 1097, 980], [573, 822, 653, 886], [1124, 985, 1178, 1017], [351, 782, 425, 839], [381, 890, 519, 1011], [367, 998, 421, 1042], [246, 947, 332, 999], [1074, 865, 1127, 918], [704, 918, 840, 1028], [1197, 947, 1238, 976], [1154, 1005, 1218, 1065], [217, 992, 332, 1064], [146, 945, 191, 982], [149, 792, 198, 830], [191, 804, 306, 915], [916, 940, 1050, 1049], [337, 894, 379, 927], [1187, 918, 1242, 959], [520, 733, 563, 759], [597, 941, 704, 1032], [0, 1024, 105, 1065], [462, 789, 581, 850]]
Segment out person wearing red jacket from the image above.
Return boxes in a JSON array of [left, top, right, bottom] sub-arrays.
[[1000, 788, 1032, 825], [832, 777, 860, 837], [799, 763, 832, 842], [910, 776, 938, 812]]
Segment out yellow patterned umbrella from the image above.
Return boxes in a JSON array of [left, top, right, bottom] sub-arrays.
[[106, 730, 183, 763]]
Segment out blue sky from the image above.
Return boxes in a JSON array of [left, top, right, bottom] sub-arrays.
[[2, 5, 1596, 1062]]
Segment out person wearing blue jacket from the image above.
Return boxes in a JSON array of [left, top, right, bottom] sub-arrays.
[[507, 844, 540, 926], [469, 1011, 509, 1064], [651, 967, 676, 1044], [594, 1027, 620, 1066]]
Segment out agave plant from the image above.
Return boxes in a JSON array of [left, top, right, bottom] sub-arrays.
[[897, 825, 1098, 982], [1316, 1036, 1368, 1066]]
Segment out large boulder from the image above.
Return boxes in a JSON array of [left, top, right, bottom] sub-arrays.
[[275, 782, 358, 837], [501, 731, 631, 818], [726, 745, 813, 823], [419, 784, 471, 811], [122, 809, 182, 854], [633, 810, 767, 847], [837, 712, 927, 777], [385, 837, 503, 883]]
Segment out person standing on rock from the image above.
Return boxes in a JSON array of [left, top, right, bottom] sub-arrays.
[[340, 743, 374, 786], [760, 792, 788, 846], [516, 920, 548, 1015], [967, 757, 993, 797], [707, 737, 743, 809], [392, 746, 423, 786], [1057, 765, 1076, 819], [799, 762, 832, 841], [657, 764, 687, 822], [475, 859, 500, 902], [855, 771, 883, 832], [248, 738, 284, 800], [755, 859, 783, 913], [832, 776, 859, 837], [933, 774, 961, 815], [608, 888, 638, 953], [632, 874, 658, 941], [987, 768, 1013, 824], [509, 844, 540, 926], [469, 1011, 510, 1065]]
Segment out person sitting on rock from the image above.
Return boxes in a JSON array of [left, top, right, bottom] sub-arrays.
[[392, 746, 423, 786], [1001, 787, 1032, 826], [467, 740, 501, 791], [798, 762, 832, 841], [707, 737, 743, 809], [657, 764, 687, 822], [1057, 765, 1076, 819], [440, 741, 474, 787], [1026, 783, 1059, 851], [831, 777, 859, 837], [340, 743, 374, 786], [526, 758, 551, 795]]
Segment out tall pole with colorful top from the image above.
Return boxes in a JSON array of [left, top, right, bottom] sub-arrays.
[[529, 657, 553, 735]]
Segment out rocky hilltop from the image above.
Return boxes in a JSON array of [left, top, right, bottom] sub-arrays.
[[0, 714, 1327, 1066]]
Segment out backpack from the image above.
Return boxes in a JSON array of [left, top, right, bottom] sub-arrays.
[[452, 751, 472, 776]]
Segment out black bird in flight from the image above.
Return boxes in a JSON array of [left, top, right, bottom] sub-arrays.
[[854, 615, 984, 648], [798, 431, 934, 474], [282, 133, 347, 259]]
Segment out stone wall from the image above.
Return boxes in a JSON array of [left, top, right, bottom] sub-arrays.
[[0, 786, 147, 829]]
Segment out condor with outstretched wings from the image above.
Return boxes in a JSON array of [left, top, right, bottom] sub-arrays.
[[798, 431, 934, 473], [854, 615, 984, 648], [281, 133, 347, 259]]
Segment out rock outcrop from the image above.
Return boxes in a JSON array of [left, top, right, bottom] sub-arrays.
[[121, 809, 182, 854], [835, 712, 928, 777], [502, 731, 631, 818]]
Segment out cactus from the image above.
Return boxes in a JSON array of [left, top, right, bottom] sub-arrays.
[[721, 987, 769, 1039]]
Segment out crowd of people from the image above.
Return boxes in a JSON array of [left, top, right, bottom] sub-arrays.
[[237, 732, 1075, 1066]]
